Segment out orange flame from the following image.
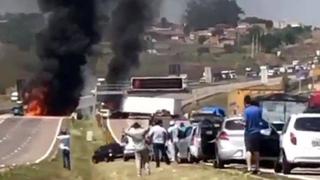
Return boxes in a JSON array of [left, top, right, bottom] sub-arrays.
[[26, 87, 48, 116]]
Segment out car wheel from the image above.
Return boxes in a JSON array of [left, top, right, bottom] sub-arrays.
[[123, 155, 130, 162], [274, 161, 282, 173], [213, 148, 224, 169], [177, 155, 182, 164], [282, 151, 292, 174], [187, 150, 194, 164]]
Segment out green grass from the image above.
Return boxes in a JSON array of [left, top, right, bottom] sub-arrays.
[[93, 161, 261, 180], [0, 120, 97, 180]]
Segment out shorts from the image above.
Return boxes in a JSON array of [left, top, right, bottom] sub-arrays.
[[245, 134, 261, 152]]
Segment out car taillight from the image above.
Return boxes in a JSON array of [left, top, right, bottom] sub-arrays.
[[290, 132, 297, 145], [193, 137, 201, 145], [218, 131, 229, 141]]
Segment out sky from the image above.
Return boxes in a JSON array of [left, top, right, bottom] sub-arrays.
[[1, 0, 320, 26]]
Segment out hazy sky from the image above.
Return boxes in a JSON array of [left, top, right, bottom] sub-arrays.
[[1, 0, 320, 26]]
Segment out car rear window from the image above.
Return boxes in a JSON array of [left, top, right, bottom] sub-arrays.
[[294, 118, 320, 132], [225, 120, 244, 130]]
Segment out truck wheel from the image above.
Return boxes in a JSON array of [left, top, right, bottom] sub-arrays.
[[282, 151, 292, 174]]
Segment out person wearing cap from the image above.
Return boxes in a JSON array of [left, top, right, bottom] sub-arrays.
[[167, 120, 178, 162]]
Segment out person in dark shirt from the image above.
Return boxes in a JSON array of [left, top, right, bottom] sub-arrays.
[[243, 95, 264, 174]]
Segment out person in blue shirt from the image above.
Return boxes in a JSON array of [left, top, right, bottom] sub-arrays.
[[243, 95, 264, 174]]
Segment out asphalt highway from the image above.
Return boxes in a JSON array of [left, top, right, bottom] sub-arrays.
[[0, 116, 63, 167]]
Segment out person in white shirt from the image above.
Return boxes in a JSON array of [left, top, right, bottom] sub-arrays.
[[149, 119, 170, 168], [57, 129, 71, 170], [167, 121, 178, 162], [125, 122, 150, 177]]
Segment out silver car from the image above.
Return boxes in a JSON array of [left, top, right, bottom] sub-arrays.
[[214, 117, 281, 168], [214, 117, 246, 168]]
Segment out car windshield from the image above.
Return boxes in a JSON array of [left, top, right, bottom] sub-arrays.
[[225, 119, 244, 130], [261, 101, 307, 123], [294, 117, 320, 132]]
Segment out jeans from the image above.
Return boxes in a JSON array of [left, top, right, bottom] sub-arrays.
[[153, 143, 170, 167], [62, 150, 71, 170], [134, 148, 150, 176]]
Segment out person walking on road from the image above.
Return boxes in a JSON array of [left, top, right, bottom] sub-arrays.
[[167, 120, 178, 162], [124, 122, 150, 177], [149, 119, 170, 168], [57, 128, 71, 170], [243, 95, 264, 174]]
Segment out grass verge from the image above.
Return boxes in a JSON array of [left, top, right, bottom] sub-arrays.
[[0, 119, 97, 180]]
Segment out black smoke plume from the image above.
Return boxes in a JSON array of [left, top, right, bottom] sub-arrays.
[[26, 0, 100, 115], [104, 0, 152, 110]]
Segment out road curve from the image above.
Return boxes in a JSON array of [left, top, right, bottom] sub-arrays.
[[0, 116, 63, 167]]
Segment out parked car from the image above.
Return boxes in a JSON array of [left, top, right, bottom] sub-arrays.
[[11, 106, 24, 116], [123, 136, 135, 161], [92, 143, 124, 164], [189, 118, 223, 162], [275, 113, 320, 174], [214, 117, 280, 168], [214, 117, 245, 168], [176, 125, 194, 163], [122, 135, 153, 161]]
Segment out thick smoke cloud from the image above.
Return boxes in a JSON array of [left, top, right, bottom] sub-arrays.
[[102, 0, 152, 110], [106, 0, 152, 84], [27, 0, 100, 115]]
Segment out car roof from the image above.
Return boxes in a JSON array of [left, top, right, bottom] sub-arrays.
[[292, 113, 320, 119], [225, 116, 243, 121]]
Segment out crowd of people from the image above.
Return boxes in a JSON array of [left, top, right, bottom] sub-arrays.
[[123, 119, 188, 177], [56, 94, 268, 177], [121, 94, 269, 177]]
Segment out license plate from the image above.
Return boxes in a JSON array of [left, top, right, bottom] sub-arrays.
[[206, 131, 213, 135], [214, 124, 220, 128], [312, 140, 320, 147]]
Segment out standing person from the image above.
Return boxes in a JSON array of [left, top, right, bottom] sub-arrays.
[[167, 120, 178, 162], [124, 122, 150, 177], [243, 95, 264, 174], [149, 119, 170, 168], [57, 128, 71, 170]]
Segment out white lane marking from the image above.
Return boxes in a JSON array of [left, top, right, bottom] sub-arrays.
[[107, 118, 121, 144], [35, 117, 64, 163], [0, 114, 13, 124]]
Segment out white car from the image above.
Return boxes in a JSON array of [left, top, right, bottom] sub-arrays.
[[275, 113, 320, 174]]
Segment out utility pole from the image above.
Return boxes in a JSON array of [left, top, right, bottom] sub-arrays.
[[255, 34, 259, 54], [251, 35, 255, 58]]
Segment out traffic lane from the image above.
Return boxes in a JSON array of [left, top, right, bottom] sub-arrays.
[[0, 117, 63, 166], [0, 118, 24, 142], [108, 118, 149, 143], [0, 118, 41, 165]]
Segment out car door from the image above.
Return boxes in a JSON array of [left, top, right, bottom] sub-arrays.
[[260, 126, 280, 159]]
